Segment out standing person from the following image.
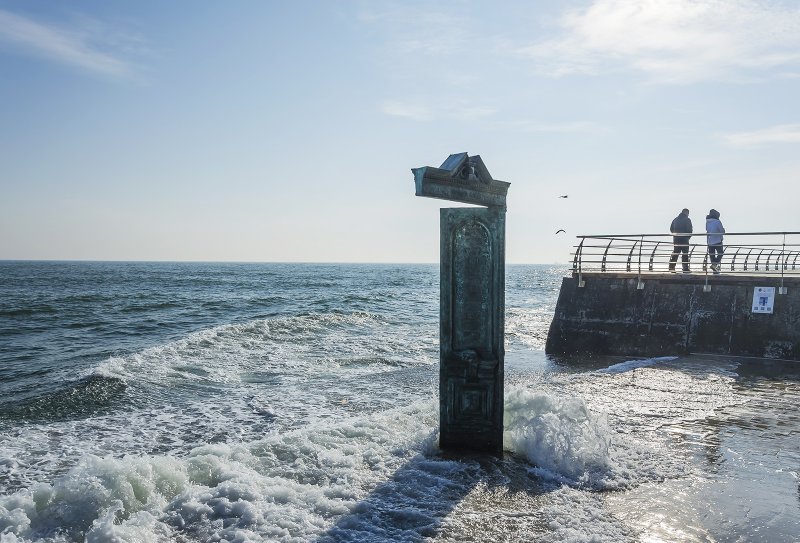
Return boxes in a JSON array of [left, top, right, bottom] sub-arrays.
[[669, 208, 693, 273], [706, 209, 725, 274]]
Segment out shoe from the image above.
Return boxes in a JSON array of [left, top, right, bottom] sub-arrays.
[[682, 269, 691, 274]]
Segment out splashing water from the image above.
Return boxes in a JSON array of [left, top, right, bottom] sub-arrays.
[[504, 388, 615, 488]]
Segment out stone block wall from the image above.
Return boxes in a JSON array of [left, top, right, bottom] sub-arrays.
[[546, 273, 800, 360]]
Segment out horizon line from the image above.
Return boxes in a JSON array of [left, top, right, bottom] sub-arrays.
[[0, 258, 568, 266]]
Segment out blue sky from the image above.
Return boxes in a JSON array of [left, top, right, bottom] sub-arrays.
[[1, 0, 799, 263]]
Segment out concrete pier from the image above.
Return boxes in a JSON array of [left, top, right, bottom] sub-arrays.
[[546, 273, 800, 360]]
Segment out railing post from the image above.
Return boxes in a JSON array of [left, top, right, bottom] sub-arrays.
[[731, 247, 741, 272], [648, 241, 661, 272], [689, 243, 698, 271], [755, 249, 766, 271], [626, 239, 639, 273], [572, 239, 580, 274], [779, 234, 787, 294], [703, 241, 711, 292], [637, 236, 644, 289], [575, 238, 585, 288], [601, 239, 613, 272]]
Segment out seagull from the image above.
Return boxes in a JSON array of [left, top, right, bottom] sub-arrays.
[[555, 229, 566, 234], [558, 195, 568, 198]]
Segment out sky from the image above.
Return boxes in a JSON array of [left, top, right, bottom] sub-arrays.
[[1, 0, 799, 264]]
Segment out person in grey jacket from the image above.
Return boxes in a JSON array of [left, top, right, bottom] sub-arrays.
[[669, 208, 692, 272], [706, 209, 725, 274]]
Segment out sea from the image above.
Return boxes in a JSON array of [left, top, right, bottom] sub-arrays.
[[0, 261, 798, 542]]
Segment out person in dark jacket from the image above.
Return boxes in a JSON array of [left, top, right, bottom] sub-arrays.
[[669, 208, 692, 272]]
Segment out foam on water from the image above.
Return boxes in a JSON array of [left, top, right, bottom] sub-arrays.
[[567, 357, 744, 432], [504, 388, 614, 487], [503, 386, 672, 490], [596, 356, 678, 374], [536, 486, 636, 543], [1, 377, 679, 542], [0, 400, 439, 542], [92, 311, 436, 388], [0, 310, 443, 502]]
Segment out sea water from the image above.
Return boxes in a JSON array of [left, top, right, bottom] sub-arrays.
[[0, 262, 798, 542]]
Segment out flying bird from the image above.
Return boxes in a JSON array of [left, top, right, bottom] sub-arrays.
[[558, 195, 568, 198], [555, 229, 566, 234]]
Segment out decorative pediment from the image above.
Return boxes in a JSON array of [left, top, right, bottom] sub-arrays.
[[411, 152, 509, 208], [439, 153, 493, 185]]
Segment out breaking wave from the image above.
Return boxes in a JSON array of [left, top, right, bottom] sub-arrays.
[[504, 386, 674, 490]]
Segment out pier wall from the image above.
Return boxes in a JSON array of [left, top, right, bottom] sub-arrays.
[[546, 273, 800, 360]]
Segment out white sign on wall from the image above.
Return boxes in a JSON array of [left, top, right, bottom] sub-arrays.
[[752, 287, 775, 314]]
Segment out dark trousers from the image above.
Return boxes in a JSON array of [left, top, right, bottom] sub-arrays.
[[669, 237, 690, 271], [708, 243, 724, 264]]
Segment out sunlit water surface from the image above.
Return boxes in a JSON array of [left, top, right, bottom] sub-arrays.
[[0, 262, 797, 542]]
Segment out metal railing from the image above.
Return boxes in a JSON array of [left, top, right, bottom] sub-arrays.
[[572, 232, 800, 283]]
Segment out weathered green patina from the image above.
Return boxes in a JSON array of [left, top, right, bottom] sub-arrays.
[[413, 153, 509, 452]]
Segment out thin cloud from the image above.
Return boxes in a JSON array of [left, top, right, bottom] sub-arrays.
[[449, 104, 496, 121], [520, 0, 800, 84], [0, 9, 135, 79], [381, 100, 495, 122], [508, 120, 606, 134], [382, 101, 434, 121], [723, 124, 800, 147], [357, 6, 471, 57]]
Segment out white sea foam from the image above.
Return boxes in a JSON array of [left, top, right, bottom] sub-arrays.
[[597, 356, 678, 374], [5, 383, 659, 541], [503, 386, 672, 490], [0, 455, 186, 542], [504, 388, 612, 487], [538, 486, 635, 543], [1, 367, 676, 541], [568, 357, 743, 430], [0, 310, 439, 502], [0, 400, 439, 542], [91, 312, 436, 390], [1, 365, 792, 542]]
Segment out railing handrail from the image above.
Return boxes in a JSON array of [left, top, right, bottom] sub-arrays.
[[578, 231, 800, 239], [571, 231, 800, 278]]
